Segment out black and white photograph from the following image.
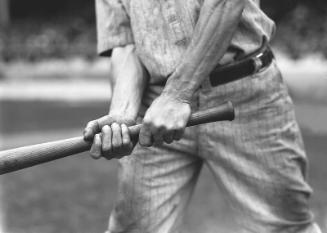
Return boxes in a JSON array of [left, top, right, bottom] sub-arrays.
[[0, 0, 326, 232]]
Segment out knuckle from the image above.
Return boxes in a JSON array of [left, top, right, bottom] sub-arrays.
[[86, 120, 95, 127], [94, 120, 101, 129], [152, 120, 161, 128], [165, 124, 174, 131], [153, 121, 166, 131], [101, 125, 110, 133], [176, 121, 185, 129], [121, 124, 128, 131], [83, 129, 89, 139], [111, 122, 119, 130], [143, 116, 151, 124], [98, 116, 111, 128], [111, 123, 119, 133]]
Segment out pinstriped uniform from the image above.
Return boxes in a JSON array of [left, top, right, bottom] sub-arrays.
[[95, 0, 322, 232], [96, 0, 275, 82]]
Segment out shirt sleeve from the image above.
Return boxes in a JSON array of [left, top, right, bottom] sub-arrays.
[[96, 0, 134, 57]]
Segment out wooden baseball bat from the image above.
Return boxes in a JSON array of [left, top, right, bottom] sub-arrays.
[[0, 101, 235, 175]]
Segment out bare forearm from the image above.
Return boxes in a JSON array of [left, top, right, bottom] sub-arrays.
[[109, 45, 147, 119], [163, 0, 245, 101], [84, 45, 146, 158]]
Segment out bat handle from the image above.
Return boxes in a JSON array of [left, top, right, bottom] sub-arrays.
[[0, 101, 234, 175]]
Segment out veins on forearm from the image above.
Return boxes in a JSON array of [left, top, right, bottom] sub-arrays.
[[163, 0, 245, 101]]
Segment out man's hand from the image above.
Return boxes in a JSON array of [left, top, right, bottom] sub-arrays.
[[83, 45, 147, 160], [139, 93, 191, 146], [83, 115, 136, 160]]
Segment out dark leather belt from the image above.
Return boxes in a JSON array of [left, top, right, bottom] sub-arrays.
[[209, 40, 274, 87]]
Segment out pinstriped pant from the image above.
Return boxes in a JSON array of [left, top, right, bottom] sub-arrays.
[[105, 61, 322, 233]]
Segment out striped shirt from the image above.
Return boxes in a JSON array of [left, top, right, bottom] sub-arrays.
[[96, 0, 275, 83]]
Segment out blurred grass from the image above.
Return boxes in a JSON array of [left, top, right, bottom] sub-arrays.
[[2, 154, 118, 233], [1, 100, 327, 233], [2, 132, 327, 233]]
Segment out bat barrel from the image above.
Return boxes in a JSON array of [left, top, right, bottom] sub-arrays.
[[0, 137, 91, 175], [0, 101, 234, 175]]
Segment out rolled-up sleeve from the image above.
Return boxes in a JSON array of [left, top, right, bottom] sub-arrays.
[[96, 0, 134, 56]]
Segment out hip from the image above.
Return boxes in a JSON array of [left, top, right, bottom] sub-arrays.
[[140, 61, 292, 117]]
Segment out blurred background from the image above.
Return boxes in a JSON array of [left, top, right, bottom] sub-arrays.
[[0, 0, 327, 233]]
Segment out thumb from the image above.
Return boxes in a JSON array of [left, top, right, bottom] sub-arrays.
[[83, 116, 114, 141], [97, 115, 115, 129]]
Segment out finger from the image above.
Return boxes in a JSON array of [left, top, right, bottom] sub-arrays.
[[111, 123, 123, 151], [84, 120, 100, 141], [119, 124, 134, 157], [90, 134, 102, 159], [139, 124, 153, 147], [163, 131, 174, 144], [101, 125, 112, 156], [153, 127, 165, 146], [121, 124, 132, 146], [173, 129, 185, 141], [97, 115, 115, 128]]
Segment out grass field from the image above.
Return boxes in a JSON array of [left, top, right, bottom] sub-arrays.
[[0, 99, 327, 233]]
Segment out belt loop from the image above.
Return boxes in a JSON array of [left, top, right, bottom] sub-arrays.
[[252, 53, 264, 73]]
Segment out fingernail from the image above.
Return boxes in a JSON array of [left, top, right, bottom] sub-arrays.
[[84, 129, 91, 139], [102, 125, 110, 132], [90, 153, 101, 160]]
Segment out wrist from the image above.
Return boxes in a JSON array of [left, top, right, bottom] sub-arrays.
[[110, 111, 137, 120], [161, 87, 193, 105], [109, 108, 138, 122], [163, 68, 196, 104]]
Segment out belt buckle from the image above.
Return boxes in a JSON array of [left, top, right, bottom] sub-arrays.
[[252, 52, 264, 73]]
